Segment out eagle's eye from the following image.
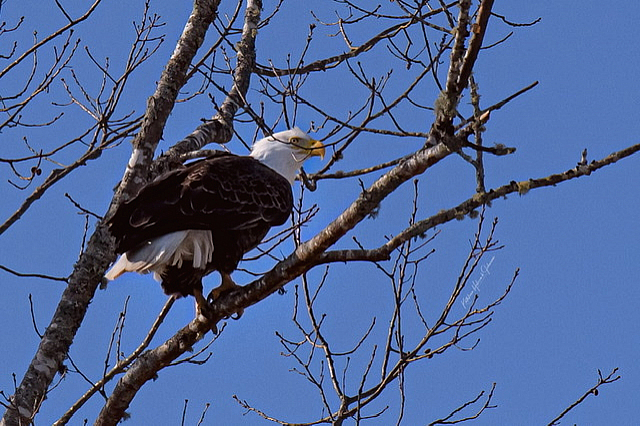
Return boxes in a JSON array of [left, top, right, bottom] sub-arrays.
[[289, 137, 300, 145]]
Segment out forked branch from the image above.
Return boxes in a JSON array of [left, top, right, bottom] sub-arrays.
[[547, 368, 621, 426]]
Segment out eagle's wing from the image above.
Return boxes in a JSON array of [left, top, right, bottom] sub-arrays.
[[108, 155, 293, 253]]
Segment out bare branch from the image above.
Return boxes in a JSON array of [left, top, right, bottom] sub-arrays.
[[254, 3, 458, 77], [547, 368, 621, 426], [0, 265, 68, 283], [317, 141, 640, 264], [64, 193, 103, 220], [428, 383, 497, 425], [0, 0, 103, 80], [491, 12, 541, 27]]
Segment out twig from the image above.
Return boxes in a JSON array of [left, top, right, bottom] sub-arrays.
[[0, 0, 103, 80], [0, 264, 68, 283], [428, 383, 497, 425], [64, 193, 103, 220], [28, 294, 43, 338], [547, 368, 621, 426]]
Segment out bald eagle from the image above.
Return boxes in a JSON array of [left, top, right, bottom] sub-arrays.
[[105, 127, 324, 322]]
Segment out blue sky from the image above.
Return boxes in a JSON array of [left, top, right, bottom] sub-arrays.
[[1, 1, 639, 424]]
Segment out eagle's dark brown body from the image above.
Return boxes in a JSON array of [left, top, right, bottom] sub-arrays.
[[108, 153, 293, 298]]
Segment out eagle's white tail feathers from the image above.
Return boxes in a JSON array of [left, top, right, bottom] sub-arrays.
[[105, 230, 214, 281]]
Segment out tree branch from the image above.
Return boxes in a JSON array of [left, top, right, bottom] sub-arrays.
[[0, 0, 103, 80], [547, 368, 621, 426], [253, 2, 458, 77]]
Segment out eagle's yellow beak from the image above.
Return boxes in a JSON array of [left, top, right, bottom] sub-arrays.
[[307, 139, 325, 160]]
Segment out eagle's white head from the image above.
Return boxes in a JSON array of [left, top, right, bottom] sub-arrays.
[[250, 127, 325, 183]]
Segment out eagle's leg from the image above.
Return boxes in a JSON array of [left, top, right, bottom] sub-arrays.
[[207, 272, 244, 319], [193, 288, 212, 318], [193, 288, 218, 333]]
